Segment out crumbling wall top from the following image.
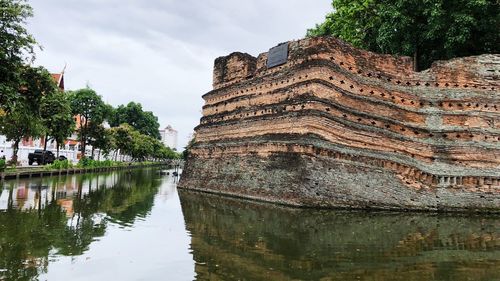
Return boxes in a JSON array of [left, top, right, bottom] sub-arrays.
[[213, 52, 257, 88], [211, 36, 499, 93]]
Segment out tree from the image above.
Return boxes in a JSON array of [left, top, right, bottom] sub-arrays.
[[0, 0, 38, 111], [109, 123, 177, 161], [109, 124, 134, 161], [0, 66, 54, 164], [68, 88, 107, 156], [307, 0, 499, 70], [40, 90, 76, 156], [0, 103, 43, 164], [86, 123, 111, 159], [109, 102, 161, 139]]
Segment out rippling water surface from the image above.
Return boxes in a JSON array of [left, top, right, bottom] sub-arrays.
[[0, 168, 498, 281]]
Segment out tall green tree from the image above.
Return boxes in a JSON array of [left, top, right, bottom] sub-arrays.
[[0, 66, 54, 164], [40, 90, 76, 155], [18, 65, 54, 111], [0, 103, 43, 164], [0, 0, 37, 111], [68, 88, 107, 156], [307, 0, 499, 70], [109, 102, 161, 139], [86, 123, 110, 159], [109, 124, 134, 161], [109, 124, 177, 161]]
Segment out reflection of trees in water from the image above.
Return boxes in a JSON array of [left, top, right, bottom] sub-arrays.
[[179, 190, 500, 281], [0, 169, 161, 281], [0, 200, 65, 281]]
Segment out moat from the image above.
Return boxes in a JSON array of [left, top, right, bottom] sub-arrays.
[[0, 168, 498, 281]]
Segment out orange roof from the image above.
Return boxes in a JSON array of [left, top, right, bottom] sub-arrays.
[[51, 73, 61, 83], [65, 139, 78, 146], [51, 73, 64, 90]]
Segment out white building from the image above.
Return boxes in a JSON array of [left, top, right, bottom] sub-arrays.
[[159, 125, 178, 151]]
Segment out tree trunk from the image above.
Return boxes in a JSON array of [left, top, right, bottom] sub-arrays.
[[81, 137, 86, 157], [11, 139, 19, 165], [413, 48, 419, 72], [43, 134, 49, 151], [7, 187, 13, 209], [56, 140, 60, 157], [81, 118, 88, 157], [91, 146, 95, 159]]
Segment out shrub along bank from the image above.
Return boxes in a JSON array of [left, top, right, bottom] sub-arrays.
[[46, 158, 162, 170], [0, 158, 170, 181]]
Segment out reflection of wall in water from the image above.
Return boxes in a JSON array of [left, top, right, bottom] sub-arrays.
[[179, 190, 500, 281]]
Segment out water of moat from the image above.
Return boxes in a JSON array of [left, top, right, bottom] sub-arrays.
[[0, 168, 498, 281]]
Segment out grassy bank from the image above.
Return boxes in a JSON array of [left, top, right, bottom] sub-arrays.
[[0, 159, 171, 180]]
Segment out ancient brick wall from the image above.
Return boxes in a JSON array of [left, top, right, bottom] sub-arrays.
[[179, 36, 500, 212]]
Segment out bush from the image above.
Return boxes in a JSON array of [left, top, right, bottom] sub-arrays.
[[0, 158, 6, 172], [77, 157, 96, 168], [49, 159, 72, 170], [77, 157, 122, 168]]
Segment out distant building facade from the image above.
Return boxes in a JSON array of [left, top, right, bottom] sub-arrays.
[[159, 125, 178, 151]]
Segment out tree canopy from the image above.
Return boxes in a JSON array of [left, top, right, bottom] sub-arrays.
[[0, 0, 37, 110], [40, 89, 75, 154], [109, 124, 178, 161], [68, 88, 107, 155], [0, 66, 55, 163], [307, 0, 499, 70], [109, 102, 161, 139]]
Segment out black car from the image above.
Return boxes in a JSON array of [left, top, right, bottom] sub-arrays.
[[28, 150, 56, 165]]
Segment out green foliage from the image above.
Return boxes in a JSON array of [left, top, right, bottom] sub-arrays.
[[109, 124, 178, 161], [109, 102, 161, 139], [182, 136, 196, 160], [19, 66, 56, 111], [77, 157, 98, 168], [48, 159, 72, 170], [0, 103, 41, 141], [0, 99, 43, 162], [307, 0, 500, 70], [0, 0, 37, 111], [0, 66, 55, 162], [86, 123, 109, 155], [307, 0, 380, 50], [0, 158, 6, 172], [40, 90, 76, 150], [76, 157, 122, 168], [68, 88, 107, 155]]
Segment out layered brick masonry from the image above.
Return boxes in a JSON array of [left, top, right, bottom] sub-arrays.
[[179, 36, 500, 212]]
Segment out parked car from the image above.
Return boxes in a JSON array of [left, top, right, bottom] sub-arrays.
[[28, 150, 56, 165], [58, 155, 67, 161]]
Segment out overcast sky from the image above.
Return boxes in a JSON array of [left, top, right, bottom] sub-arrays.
[[28, 0, 331, 150]]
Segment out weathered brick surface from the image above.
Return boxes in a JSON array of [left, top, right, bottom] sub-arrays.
[[179, 36, 500, 212]]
